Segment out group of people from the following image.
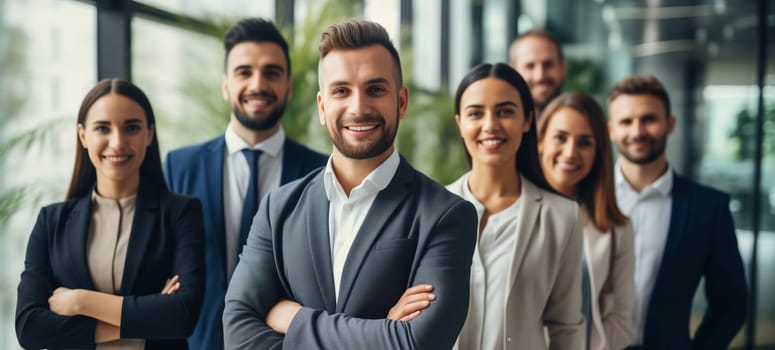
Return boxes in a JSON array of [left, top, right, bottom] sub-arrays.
[[15, 16, 748, 350]]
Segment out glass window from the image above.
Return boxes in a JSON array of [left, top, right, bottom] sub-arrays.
[[132, 17, 226, 156], [0, 1, 96, 347], [136, 0, 274, 21]]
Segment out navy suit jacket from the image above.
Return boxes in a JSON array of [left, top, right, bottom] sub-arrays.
[[164, 135, 326, 350], [222, 157, 478, 350], [641, 174, 748, 349], [15, 182, 205, 350]]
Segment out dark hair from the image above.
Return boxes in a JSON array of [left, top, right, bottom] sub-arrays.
[[223, 18, 290, 75], [509, 29, 565, 64], [66, 78, 166, 199], [319, 18, 403, 86], [607, 75, 671, 116], [538, 93, 628, 232], [454, 62, 553, 192]]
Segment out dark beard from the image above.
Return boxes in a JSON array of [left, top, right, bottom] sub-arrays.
[[233, 103, 285, 131], [331, 115, 397, 159], [535, 87, 562, 112], [620, 137, 668, 165]]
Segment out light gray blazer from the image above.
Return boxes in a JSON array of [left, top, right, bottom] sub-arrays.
[[223, 157, 478, 349], [448, 173, 586, 350]]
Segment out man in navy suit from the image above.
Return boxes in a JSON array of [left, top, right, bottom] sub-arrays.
[[222, 19, 477, 349], [608, 75, 747, 349], [164, 18, 326, 350]]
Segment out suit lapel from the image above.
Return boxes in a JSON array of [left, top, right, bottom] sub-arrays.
[[657, 173, 690, 278], [336, 158, 413, 311], [281, 139, 302, 185], [507, 176, 542, 289], [203, 138, 227, 276], [65, 194, 97, 290], [304, 172, 337, 312], [121, 182, 159, 294]]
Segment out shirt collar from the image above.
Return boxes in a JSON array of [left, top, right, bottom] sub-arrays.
[[224, 122, 285, 158], [615, 162, 673, 197], [323, 149, 400, 202]]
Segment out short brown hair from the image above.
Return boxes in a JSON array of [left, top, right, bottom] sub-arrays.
[[607, 75, 671, 116], [538, 93, 628, 232], [509, 29, 564, 65], [319, 19, 403, 85]]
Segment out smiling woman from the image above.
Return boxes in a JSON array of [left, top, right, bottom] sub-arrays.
[[405, 62, 587, 350], [15, 79, 205, 350], [76, 93, 154, 199], [537, 93, 634, 350]]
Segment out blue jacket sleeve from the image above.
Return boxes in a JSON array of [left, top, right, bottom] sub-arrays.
[[692, 193, 748, 349]]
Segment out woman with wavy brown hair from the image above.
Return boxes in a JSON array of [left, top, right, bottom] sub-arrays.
[[537, 92, 634, 350]]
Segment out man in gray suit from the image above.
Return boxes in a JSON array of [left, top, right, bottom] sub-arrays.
[[222, 19, 478, 349]]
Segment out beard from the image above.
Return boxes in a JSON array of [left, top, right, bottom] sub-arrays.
[[329, 114, 398, 159], [532, 81, 563, 112], [232, 92, 286, 131], [618, 134, 668, 165]]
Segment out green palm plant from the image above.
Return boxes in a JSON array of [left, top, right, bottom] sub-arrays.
[[164, 0, 468, 182]]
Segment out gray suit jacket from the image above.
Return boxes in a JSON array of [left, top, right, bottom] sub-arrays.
[[223, 157, 478, 349]]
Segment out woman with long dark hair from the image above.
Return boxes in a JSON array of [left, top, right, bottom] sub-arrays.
[[16, 78, 205, 350], [389, 63, 585, 349], [537, 93, 634, 350]]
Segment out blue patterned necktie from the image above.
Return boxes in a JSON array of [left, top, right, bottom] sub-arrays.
[[239, 149, 262, 257]]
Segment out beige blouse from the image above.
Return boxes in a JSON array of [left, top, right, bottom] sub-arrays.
[[87, 190, 145, 350]]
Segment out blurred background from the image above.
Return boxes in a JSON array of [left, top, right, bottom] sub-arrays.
[[0, 0, 772, 348]]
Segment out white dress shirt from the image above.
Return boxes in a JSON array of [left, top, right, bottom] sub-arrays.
[[323, 149, 399, 299], [455, 172, 521, 350], [614, 165, 673, 345], [223, 123, 285, 276]]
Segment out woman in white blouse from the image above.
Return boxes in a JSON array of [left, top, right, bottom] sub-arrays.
[[537, 92, 635, 350], [390, 63, 586, 349]]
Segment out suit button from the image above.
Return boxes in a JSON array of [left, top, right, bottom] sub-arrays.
[[506, 337, 512, 343]]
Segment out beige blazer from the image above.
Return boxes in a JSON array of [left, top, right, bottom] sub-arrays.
[[448, 174, 585, 350], [584, 220, 635, 350]]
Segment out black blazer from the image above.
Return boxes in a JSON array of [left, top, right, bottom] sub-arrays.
[[15, 181, 205, 350], [641, 174, 748, 349]]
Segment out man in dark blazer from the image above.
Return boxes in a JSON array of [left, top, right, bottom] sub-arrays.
[[222, 19, 478, 349], [608, 75, 748, 350], [164, 18, 326, 350]]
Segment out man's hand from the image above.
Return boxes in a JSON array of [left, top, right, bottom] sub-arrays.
[[387, 284, 435, 322], [266, 299, 302, 334]]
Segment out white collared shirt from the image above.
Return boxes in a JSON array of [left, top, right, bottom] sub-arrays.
[[455, 172, 521, 350], [223, 123, 285, 277], [323, 149, 399, 299], [614, 164, 673, 345]]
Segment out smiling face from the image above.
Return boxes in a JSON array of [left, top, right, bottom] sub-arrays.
[[317, 45, 407, 160], [222, 41, 291, 133], [510, 36, 566, 110], [608, 93, 675, 166], [539, 107, 596, 196], [77, 93, 154, 194], [455, 77, 531, 169]]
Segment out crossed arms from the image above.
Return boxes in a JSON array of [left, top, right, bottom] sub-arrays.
[[223, 191, 477, 349]]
